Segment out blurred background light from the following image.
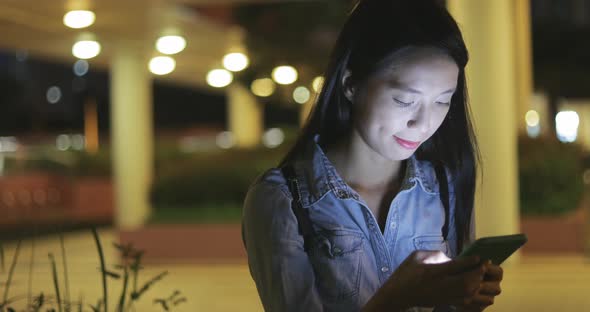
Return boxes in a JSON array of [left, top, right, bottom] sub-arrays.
[[223, 52, 249, 72], [250, 78, 275, 97], [312, 76, 324, 93], [207, 69, 233, 88], [0, 137, 18, 153], [56, 134, 71, 151], [525, 110, 540, 127], [216, 131, 235, 149], [46, 86, 62, 104], [555, 111, 579, 143], [527, 124, 541, 138], [72, 40, 101, 59], [262, 128, 285, 148], [73, 59, 89, 76], [63, 10, 96, 29], [293, 86, 310, 104], [156, 35, 187, 55], [525, 110, 541, 138], [149, 56, 176, 75], [272, 66, 298, 85], [71, 134, 85, 150]]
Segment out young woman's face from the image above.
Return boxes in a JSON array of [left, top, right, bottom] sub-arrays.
[[350, 52, 459, 161]]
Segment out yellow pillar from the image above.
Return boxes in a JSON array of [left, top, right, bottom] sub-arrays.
[[300, 99, 314, 127], [110, 44, 153, 229], [84, 97, 99, 154], [514, 0, 534, 135], [228, 83, 263, 148], [447, 1, 521, 246]]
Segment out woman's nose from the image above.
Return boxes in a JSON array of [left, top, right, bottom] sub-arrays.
[[407, 106, 431, 133]]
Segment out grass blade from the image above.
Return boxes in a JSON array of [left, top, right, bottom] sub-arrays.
[[49, 252, 63, 312], [1, 239, 22, 309], [91, 227, 108, 312], [0, 241, 5, 273], [28, 237, 36, 310], [59, 234, 71, 312], [116, 266, 129, 312]]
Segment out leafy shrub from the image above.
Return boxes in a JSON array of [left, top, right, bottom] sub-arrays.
[[150, 146, 288, 213], [518, 135, 586, 216]]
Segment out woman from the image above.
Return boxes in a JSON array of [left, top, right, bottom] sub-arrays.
[[242, 0, 503, 311]]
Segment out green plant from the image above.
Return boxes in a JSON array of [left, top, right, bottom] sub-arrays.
[[518, 135, 586, 216], [150, 141, 293, 223], [0, 228, 186, 312], [70, 150, 112, 177]]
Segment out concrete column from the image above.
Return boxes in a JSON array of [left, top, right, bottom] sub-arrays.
[[228, 83, 263, 148], [110, 44, 153, 229], [514, 0, 534, 135], [84, 97, 99, 154], [300, 99, 314, 127], [447, 1, 521, 249]]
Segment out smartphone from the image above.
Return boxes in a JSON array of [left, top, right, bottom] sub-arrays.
[[458, 234, 528, 265]]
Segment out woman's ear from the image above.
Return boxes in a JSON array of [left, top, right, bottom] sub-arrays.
[[341, 69, 355, 102]]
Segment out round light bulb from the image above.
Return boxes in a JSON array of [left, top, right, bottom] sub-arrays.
[[63, 10, 96, 29], [293, 86, 311, 104], [223, 52, 249, 72], [156, 35, 187, 55], [272, 65, 298, 85], [207, 69, 233, 88], [312, 76, 324, 93], [251, 78, 276, 97], [149, 56, 176, 75], [525, 110, 540, 127], [72, 40, 101, 59]]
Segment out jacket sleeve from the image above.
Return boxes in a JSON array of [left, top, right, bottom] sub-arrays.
[[242, 180, 324, 312]]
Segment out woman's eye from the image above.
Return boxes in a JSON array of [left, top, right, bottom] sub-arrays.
[[436, 101, 451, 106], [394, 98, 414, 106]]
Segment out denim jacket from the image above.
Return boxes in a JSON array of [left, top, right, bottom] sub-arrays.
[[242, 136, 474, 312]]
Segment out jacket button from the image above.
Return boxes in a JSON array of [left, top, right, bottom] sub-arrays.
[[381, 266, 389, 273]]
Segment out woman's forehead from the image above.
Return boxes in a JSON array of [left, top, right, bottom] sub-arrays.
[[377, 55, 459, 89]]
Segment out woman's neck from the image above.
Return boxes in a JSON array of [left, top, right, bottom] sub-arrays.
[[326, 130, 406, 193]]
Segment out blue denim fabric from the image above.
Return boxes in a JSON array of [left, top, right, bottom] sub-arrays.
[[242, 136, 471, 312]]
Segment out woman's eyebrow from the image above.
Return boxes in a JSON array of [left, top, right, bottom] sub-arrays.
[[391, 84, 456, 95]]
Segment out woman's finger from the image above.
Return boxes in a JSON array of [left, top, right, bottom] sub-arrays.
[[478, 281, 502, 296], [484, 263, 503, 281], [443, 265, 486, 301], [466, 293, 495, 307]]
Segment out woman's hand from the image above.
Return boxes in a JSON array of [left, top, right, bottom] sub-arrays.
[[456, 261, 503, 312], [362, 250, 486, 312]]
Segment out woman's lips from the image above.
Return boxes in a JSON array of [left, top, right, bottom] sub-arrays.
[[394, 136, 420, 150]]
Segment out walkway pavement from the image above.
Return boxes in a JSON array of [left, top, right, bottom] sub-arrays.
[[1, 228, 589, 311]]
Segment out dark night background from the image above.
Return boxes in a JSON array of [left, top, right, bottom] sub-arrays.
[[0, 0, 589, 136]]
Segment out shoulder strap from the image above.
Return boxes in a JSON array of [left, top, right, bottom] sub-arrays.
[[434, 164, 451, 241], [281, 164, 316, 252]]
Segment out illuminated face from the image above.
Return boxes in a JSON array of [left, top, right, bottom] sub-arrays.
[[350, 51, 459, 161]]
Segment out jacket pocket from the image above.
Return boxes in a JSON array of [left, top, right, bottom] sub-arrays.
[[309, 229, 364, 302], [413, 235, 450, 256]]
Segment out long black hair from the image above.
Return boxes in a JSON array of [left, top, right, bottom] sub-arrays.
[[280, 0, 480, 253]]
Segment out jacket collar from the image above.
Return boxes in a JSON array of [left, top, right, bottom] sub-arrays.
[[292, 135, 438, 208]]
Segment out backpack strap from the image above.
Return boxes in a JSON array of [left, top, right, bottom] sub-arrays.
[[434, 163, 451, 241], [281, 164, 316, 252]]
